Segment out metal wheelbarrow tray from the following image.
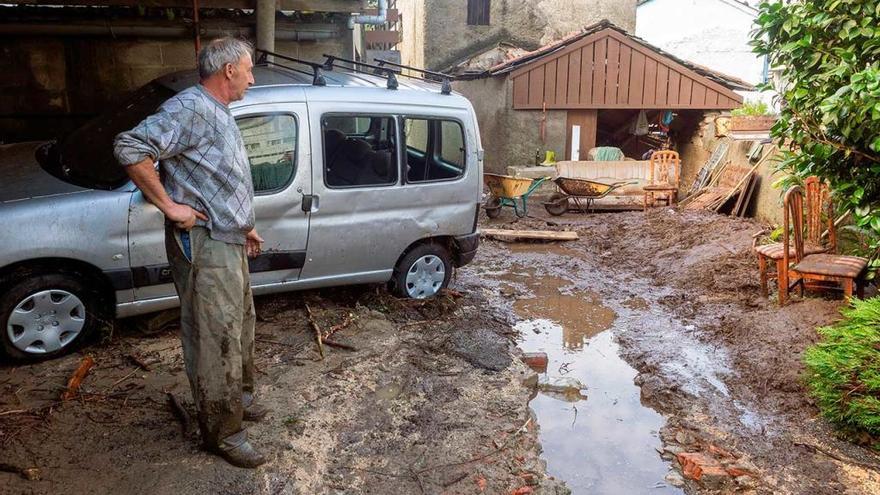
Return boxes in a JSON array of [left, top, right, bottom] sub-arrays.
[[483, 173, 551, 218], [543, 177, 636, 215]]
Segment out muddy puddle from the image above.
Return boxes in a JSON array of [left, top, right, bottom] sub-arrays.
[[505, 243, 680, 494]]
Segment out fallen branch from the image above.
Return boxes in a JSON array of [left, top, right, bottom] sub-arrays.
[[108, 368, 139, 391], [305, 304, 325, 359], [166, 392, 192, 436], [127, 353, 152, 372], [416, 418, 533, 475], [323, 314, 356, 340], [322, 339, 358, 352], [61, 355, 95, 401], [793, 441, 880, 472]]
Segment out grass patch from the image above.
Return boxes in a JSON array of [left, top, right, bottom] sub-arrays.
[[804, 297, 880, 447]]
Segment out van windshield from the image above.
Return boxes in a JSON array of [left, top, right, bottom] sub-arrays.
[[37, 81, 176, 191]]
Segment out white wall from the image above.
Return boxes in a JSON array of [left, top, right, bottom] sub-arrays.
[[636, 0, 766, 87]]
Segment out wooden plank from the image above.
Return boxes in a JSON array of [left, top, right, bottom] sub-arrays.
[[556, 54, 570, 105], [692, 83, 707, 108], [605, 37, 620, 105], [364, 30, 399, 45], [528, 67, 545, 107], [545, 60, 558, 106], [679, 77, 693, 106], [707, 90, 719, 107], [513, 74, 529, 108], [565, 110, 598, 160], [643, 57, 658, 106], [481, 229, 579, 242], [628, 50, 646, 105], [617, 44, 632, 105], [363, 7, 399, 21], [591, 38, 607, 105], [567, 48, 582, 106], [668, 70, 681, 105], [604, 29, 745, 105], [579, 44, 594, 106], [656, 64, 669, 106]]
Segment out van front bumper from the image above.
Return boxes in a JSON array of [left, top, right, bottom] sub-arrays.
[[453, 232, 480, 267]]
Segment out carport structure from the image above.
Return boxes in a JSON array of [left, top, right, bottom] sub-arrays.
[[451, 21, 751, 170], [0, 0, 373, 143], [497, 21, 748, 159]]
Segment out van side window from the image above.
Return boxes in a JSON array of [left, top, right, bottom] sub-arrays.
[[404, 118, 466, 183], [322, 115, 398, 188], [237, 114, 297, 193]]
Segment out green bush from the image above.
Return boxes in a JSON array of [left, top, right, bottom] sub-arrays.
[[804, 297, 880, 444], [730, 100, 773, 117]]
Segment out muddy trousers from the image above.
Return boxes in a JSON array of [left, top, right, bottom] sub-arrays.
[[165, 226, 256, 450]]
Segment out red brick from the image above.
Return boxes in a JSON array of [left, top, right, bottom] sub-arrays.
[[520, 352, 548, 373], [677, 452, 727, 482]]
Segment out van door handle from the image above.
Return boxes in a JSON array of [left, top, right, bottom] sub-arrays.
[[301, 194, 318, 212]]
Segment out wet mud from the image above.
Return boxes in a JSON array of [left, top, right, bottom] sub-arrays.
[[2, 207, 880, 494]]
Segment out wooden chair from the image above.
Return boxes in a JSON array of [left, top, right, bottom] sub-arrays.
[[754, 177, 832, 300], [778, 184, 868, 306], [643, 150, 680, 210]]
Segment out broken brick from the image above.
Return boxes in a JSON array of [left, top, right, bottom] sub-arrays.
[[677, 452, 728, 482], [520, 352, 548, 373]]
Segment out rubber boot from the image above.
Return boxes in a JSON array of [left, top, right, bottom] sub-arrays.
[[217, 430, 266, 468], [242, 392, 270, 422]]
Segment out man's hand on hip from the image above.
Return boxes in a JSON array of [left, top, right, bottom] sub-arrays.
[[166, 202, 209, 230], [246, 229, 264, 258]]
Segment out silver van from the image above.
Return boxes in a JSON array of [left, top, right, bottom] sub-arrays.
[[0, 63, 482, 361]]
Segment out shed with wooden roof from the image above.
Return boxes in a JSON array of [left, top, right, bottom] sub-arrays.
[[450, 20, 752, 172]]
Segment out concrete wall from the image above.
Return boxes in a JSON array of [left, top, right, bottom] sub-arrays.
[[678, 113, 784, 225], [0, 33, 351, 143], [455, 76, 566, 174], [399, 0, 637, 71]]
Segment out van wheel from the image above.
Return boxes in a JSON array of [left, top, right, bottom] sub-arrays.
[[391, 243, 453, 299], [0, 274, 102, 361]]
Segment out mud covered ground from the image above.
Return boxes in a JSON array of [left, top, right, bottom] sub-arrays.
[[0, 287, 565, 495], [3, 208, 880, 494], [479, 208, 880, 494]]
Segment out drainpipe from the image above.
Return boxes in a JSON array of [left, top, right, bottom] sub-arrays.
[[256, 0, 276, 61], [347, 0, 388, 29]]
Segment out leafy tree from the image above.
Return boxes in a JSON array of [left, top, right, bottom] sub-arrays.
[[752, 1, 880, 236]]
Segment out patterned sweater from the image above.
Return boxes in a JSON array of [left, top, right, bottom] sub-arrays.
[[113, 85, 254, 245]]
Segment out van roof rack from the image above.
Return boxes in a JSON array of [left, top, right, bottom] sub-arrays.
[[321, 54, 400, 90], [255, 49, 327, 86], [373, 59, 453, 95]]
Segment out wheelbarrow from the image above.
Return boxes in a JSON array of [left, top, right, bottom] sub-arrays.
[[543, 177, 636, 215], [483, 173, 551, 218]]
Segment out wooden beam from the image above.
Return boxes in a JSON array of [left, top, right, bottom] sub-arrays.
[[12, 0, 367, 12], [481, 229, 579, 242]]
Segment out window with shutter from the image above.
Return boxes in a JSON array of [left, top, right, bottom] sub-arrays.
[[467, 0, 490, 25]]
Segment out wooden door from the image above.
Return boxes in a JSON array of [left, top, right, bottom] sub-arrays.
[[565, 110, 598, 160]]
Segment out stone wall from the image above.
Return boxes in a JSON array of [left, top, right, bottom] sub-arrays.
[[398, 0, 636, 71], [678, 113, 784, 225], [455, 76, 567, 174], [0, 33, 350, 143]]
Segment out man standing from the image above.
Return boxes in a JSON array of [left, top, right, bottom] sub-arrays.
[[114, 37, 267, 468]]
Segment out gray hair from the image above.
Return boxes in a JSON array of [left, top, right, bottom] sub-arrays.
[[198, 37, 254, 79]]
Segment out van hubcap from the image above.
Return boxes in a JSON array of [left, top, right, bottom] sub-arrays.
[[405, 255, 446, 299], [7, 290, 85, 354]]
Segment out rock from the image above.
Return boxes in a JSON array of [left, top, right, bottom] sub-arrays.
[[21, 468, 41, 481], [537, 376, 587, 402], [674, 431, 694, 445], [450, 327, 512, 371], [735, 475, 759, 489], [664, 470, 685, 487], [521, 352, 548, 373]]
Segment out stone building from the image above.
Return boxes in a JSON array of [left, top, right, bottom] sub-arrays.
[[396, 0, 637, 72]]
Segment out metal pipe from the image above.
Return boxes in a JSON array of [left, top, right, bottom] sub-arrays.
[[347, 0, 387, 29], [0, 23, 338, 40], [256, 0, 275, 60]]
